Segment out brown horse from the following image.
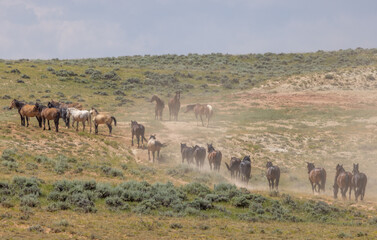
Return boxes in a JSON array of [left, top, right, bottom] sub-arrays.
[[180, 143, 194, 164], [151, 95, 164, 120], [168, 91, 180, 121], [131, 120, 147, 148], [147, 135, 166, 163], [90, 108, 116, 135], [35, 103, 60, 132], [352, 163, 367, 202], [50, 99, 83, 110], [266, 161, 280, 191], [185, 104, 213, 127], [9, 99, 42, 127], [307, 162, 326, 194], [207, 143, 222, 171], [239, 156, 251, 185], [225, 157, 241, 179], [333, 164, 350, 200], [193, 145, 206, 169]]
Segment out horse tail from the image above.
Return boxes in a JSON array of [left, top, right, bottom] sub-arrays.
[[225, 162, 231, 171], [321, 169, 327, 192], [111, 116, 117, 126]]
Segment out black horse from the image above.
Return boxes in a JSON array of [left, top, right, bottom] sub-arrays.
[[131, 120, 147, 148], [239, 156, 251, 184], [193, 145, 206, 169], [181, 143, 195, 164], [48, 101, 70, 128], [225, 157, 241, 179], [352, 163, 367, 202], [266, 161, 280, 191]]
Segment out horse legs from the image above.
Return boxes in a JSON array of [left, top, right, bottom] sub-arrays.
[[95, 123, 98, 134], [157, 150, 160, 161], [26, 116, 29, 127], [54, 118, 59, 132], [36, 116, 42, 128], [107, 123, 112, 135], [200, 114, 204, 126], [348, 186, 352, 200], [76, 121, 79, 132], [137, 135, 140, 148], [310, 181, 315, 194], [19, 114, 25, 126], [148, 150, 151, 161], [43, 117, 46, 130], [83, 121, 86, 132], [152, 151, 155, 163], [47, 120, 51, 130]]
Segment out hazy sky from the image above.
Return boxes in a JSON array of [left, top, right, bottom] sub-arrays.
[[1, 0, 376, 59]]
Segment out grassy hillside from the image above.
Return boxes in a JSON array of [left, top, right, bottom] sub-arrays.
[[1, 49, 377, 239]]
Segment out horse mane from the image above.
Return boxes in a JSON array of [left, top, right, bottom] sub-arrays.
[[91, 108, 99, 114]]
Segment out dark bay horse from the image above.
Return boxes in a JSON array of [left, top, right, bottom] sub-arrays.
[[352, 163, 367, 202], [180, 143, 194, 164], [151, 95, 164, 120], [35, 103, 60, 132], [207, 143, 222, 171], [9, 99, 42, 127], [168, 91, 180, 121], [307, 162, 326, 194], [131, 121, 147, 148], [239, 156, 251, 185], [266, 161, 280, 191], [333, 164, 350, 200], [193, 145, 206, 169], [48, 101, 70, 128], [225, 157, 241, 179]]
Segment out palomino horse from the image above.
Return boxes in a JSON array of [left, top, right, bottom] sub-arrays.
[[352, 163, 367, 202], [193, 145, 206, 169], [131, 120, 147, 148], [9, 99, 42, 127], [48, 101, 70, 128], [307, 162, 326, 194], [168, 91, 180, 121], [207, 143, 222, 171], [180, 143, 194, 164], [90, 108, 116, 135], [225, 157, 241, 179], [35, 103, 60, 132], [67, 108, 92, 132], [333, 164, 351, 200], [185, 104, 213, 127], [266, 161, 280, 191], [151, 95, 164, 120], [147, 135, 166, 163], [50, 99, 83, 110], [239, 156, 251, 185]]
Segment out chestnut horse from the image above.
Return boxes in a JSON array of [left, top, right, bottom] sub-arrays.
[[9, 99, 42, 127], [225, 157, 241, 179], [168, 91, 180, 121], [266, 161, 280, 191], [90, 108, 116, 135], [307, 162, 326, 194], [35, 103, 60, 132], [185, 104, 213, 127], [352, 163, 367, 202], [151, 95, 164, 120], [333, 164, 350, 200], [207, 143, 222, 171], [193, 145, 206, 169], [131, 120, 147, 148]]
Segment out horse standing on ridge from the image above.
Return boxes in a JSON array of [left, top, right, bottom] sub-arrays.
[[151, 95, 164, 120], [352, 163, 367, 202], [266, 161, 280, 191], [9, 99, 42, 127], [168, 91, 181, 121], [307, 162, 326, 194], [131, 120, 147, 148], [207, 143, 222, 171], [333, 164, 350, 200], [185, 104, 213, 127]]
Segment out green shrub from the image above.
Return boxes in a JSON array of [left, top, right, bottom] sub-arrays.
[[20, 195, 39, 207], [188, 198, 213, 210], [181, 182, 211, 197], [232, 195, 251, 208], [105, 196, 130, 211]]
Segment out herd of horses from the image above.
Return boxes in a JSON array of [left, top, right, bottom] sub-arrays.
[[8, 93, 369, 202], [9, 99, 117, 134], [151, 92, 214, 127]]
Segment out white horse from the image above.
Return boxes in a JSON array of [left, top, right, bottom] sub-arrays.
[[67, 108, 92, 133]]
